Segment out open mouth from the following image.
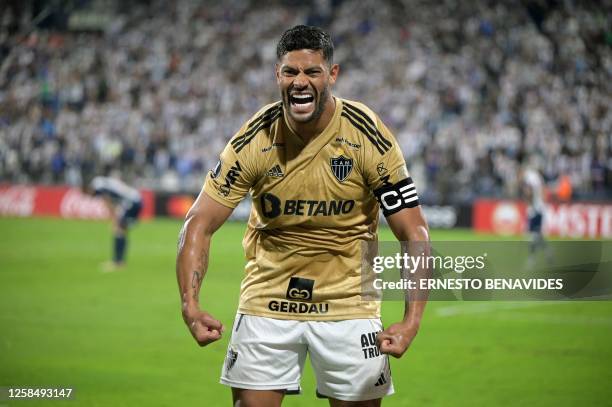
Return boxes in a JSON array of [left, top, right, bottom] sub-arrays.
[[290, 94, 315, 105], [289, 93, 315, 115]]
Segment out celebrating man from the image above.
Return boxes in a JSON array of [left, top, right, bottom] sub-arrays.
[[176, 25, 429, 407]]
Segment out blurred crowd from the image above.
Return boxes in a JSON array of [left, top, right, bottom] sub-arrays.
[[1, 0, 610, 203]]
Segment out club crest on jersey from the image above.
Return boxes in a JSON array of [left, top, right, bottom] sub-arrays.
[[330, 155, 353, 182]]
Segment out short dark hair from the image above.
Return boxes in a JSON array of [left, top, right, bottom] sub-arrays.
[[276, 25, 334, 64]]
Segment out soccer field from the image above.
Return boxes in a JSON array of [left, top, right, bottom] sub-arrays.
[[0, 217, 611, 407]]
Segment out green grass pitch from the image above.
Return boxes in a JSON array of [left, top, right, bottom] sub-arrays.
[[0, 217, 611, 406]]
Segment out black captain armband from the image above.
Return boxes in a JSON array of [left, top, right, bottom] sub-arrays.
[[373, 177, 420, 216]]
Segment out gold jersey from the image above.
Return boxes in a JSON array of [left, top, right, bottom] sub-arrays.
[[203, 97, 419, 320]]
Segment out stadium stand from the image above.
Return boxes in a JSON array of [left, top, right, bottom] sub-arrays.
[[0, 0, 610, 203]]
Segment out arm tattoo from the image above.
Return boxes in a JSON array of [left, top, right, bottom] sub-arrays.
[[191, 249, 208, 300], [191, 270, 202, 300]]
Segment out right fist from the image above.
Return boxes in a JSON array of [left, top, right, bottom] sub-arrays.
[[184, 308, 224, 346]]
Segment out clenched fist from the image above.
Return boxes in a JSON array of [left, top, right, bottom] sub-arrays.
[[183, 306, 225, 347], [377, 322, 419, 358]]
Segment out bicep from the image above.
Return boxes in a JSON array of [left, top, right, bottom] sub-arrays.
[[184, 190, 233, 237]]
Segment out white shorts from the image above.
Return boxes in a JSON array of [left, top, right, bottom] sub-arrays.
[[220, 314, 394, 402]]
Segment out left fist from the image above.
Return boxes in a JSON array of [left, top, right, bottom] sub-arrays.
[[377, 323, 419, 358]]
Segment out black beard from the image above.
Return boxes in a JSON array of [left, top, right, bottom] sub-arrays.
[[311, 86, 329, 123]]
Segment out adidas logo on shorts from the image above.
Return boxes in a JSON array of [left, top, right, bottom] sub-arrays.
[[374, 372, 387, 387]]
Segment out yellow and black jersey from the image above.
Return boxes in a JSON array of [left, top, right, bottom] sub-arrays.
[[203, 97, 420, 320]]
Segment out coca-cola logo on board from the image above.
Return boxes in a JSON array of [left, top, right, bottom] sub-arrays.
[[0, 186, 36, 216], [60, 189, 109, 219]]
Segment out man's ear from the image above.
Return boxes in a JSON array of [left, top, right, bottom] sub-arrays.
[[329, 63, 340, 85], [275, 63, 281, 83]]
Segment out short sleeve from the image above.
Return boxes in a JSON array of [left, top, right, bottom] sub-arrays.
[[363, 117, 420, 216], [203, 124, 259, 208]]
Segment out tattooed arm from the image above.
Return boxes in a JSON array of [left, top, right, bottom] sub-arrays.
[[176, 190, 233, 346]]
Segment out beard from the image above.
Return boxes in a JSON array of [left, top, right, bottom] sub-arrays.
[[310, 85, 329, 123]]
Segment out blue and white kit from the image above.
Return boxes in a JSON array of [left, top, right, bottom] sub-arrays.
[[91, 176, 142, 227]]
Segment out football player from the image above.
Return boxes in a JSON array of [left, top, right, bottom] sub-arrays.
[[177, 25, 429, 407]]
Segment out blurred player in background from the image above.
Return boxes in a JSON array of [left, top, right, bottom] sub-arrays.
[[520, 160, 550, 264], [176, 25, 429, 406], [84, 176, 143, 271]]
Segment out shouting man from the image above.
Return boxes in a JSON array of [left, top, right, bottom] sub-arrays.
[[177, 25, 429, 407]]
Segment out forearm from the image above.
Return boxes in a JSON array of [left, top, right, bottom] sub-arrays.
[[400, 224, 430, 330], [175, 192, 232, 346], [378, 212, 430, 357], [176, 213, 210, 317]]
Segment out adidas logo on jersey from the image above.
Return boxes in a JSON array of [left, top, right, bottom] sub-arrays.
[[267, 164, 284, 178]]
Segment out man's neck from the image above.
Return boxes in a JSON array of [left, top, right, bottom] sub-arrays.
[[286, 96, 336, 145]]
